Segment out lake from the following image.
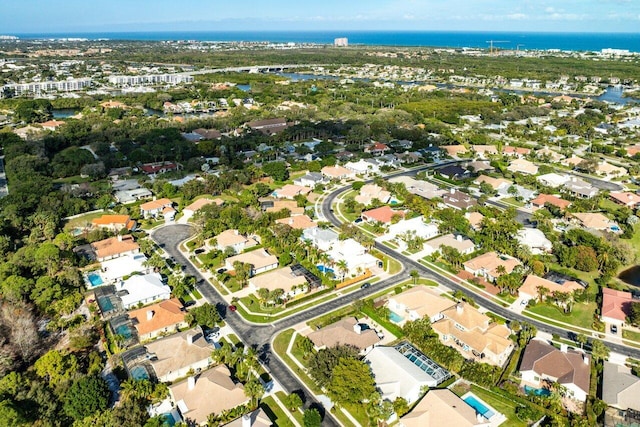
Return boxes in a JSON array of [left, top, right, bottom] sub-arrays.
[[618, 266, 640, 287]]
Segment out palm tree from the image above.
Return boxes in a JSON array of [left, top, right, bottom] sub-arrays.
[[536, 285, 549, 303], [410, 270, 419, 285], [244, 378, 265, 409], [336, 259, 349, 281]]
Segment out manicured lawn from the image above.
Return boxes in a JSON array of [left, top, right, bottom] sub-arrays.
[[308, 306, 356, 330], [360, 305, 404, 338], [275, 391, 305, 425], [272, 329, 321, 394], [341, 402, 371, 427], [624, 224, 640, 261], [501, 197, 525, 207], [469, 385, 529, 427], [526, 301, 596, 330], [330, 408, 357, 427], [260, 396, 295, 427], [623, 328, 640, 343]]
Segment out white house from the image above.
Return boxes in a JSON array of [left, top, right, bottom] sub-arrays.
[[225, 249, 279, 276], [345, 159, 380, 175], [116, 272, 171, 310], [325, 239, 378, 276], [302, 227, 339, 252], [516, 228, 552, 254], [387, 286, 455, 324]]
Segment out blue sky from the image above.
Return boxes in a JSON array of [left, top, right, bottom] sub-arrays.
[[1, 0, 640, 33]]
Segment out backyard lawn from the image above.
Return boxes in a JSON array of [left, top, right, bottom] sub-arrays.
[[260, 397, 295, 427], [469, 385, 529, 427]]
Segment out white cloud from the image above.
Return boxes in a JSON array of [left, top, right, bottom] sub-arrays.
[[507, 13, 527, 20]]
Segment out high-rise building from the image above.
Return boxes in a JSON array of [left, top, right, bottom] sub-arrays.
[[334, 37, 348, 47]]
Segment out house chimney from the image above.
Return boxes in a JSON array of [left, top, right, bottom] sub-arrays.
[[188, 376, 196, 390], [456, 235, 463, 242], [187, 334, 194, 345], [353, 324, 362, 335], [583, 354, 589, 365], [146, 310, 154, 321], [560, 343, 568, 353], [456, 303, 463, 314], [117, 235, 123, 242], [450, 188, 455, 194], [242, 414, 252, 427]]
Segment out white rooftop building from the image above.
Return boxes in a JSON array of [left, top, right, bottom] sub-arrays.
[[101, 253, 149, 283], [326, 239, 378, 276], [516, 228, 552, 255], [116, 272, 171, 309]]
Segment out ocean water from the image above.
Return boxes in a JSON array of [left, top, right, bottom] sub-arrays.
[[12, 31, 640, 52]]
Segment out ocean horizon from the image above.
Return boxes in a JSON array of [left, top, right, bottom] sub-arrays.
[[8, 30, 640, 53]]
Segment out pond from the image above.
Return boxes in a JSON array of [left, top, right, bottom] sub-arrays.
[[618, 266, 640, 287]]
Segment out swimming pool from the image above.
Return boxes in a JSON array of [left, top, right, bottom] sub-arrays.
[[115, 324, 133, 339], [524, 385, 551, 396], [463, 394, 495, 419], [97, 296, 114, 312], [317, 265, 334, 274], [87, 272, 104, 287], [130, 365, 149, 380], [389, 311, 404, 323], [161, 413, 177, 427]]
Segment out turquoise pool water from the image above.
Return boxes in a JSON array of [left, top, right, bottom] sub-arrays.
[[389, 311, 404, 323], [130, 366, 149, 380], [115, 324, 133, 339], [464, 395, 495, 419], [98, 297, 114, 312], [87, 272, 104, 287], [161, 412, 177, 426], [524, 385, 551, 396], [317, 265, 334, 274]]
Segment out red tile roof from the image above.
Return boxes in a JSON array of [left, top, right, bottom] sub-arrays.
[[362, 206, 406, 223], [601, 287, 633, 322]]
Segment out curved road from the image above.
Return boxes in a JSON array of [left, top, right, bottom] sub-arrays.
[[150, 162, 639, 426], [320, 179, 640, 360]]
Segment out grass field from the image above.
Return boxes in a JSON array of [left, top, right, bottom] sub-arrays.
[[469, 385, 529, 427], [64, 210, 111, 230], [527, 301, 596, 330], [260, 396, 295, 427]]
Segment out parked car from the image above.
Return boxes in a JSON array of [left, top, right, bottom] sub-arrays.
[[217, 268, 227, 274], [611, 324, 618, 334], [228, 305, 237, 312], [360, 282, 371, 289]]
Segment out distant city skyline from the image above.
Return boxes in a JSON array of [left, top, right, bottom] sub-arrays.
[[2, 0, 640, 34]]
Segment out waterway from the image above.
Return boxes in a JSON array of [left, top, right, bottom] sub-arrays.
[[618, 266, 640, 288]]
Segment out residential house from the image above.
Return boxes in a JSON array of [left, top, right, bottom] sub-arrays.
[[518, 275, 584, 302], [39, 120, 65, 131], [214, 229, 258, 254], [307, 317, 381, 354], [441, 145, 468, 157], [247, 117, 290, 135], [345, 159, 381, 175], [91, 214, 137, 232], [169, 365, 247, 425], [387, 287, 455, 324], [385, 216, 439, 248], [275, 214, 317, 230], [128, 298, 188, 341], [355, 184, 391, 206], [502, 146, 531, 157], [325, 239, 379, 276], [116, 272, 171, 310], [361, 206, 407, 224], [140, 162, 179, 175], [519, 339, 590, 402], [466, 160, 494, 173], [595, 161, 627, 178], [572, 212, 617, 231], [389, 176, 445, 199], [192, 128, 222, 140], [248, 267, 308, 298], [507, 158, 539, 175], [531, 194, 572, 211], [321, 165, 355, 180], [396, 151, 422, 164], [90, 235, 140, 262], [182, 198, 224, 221], [100, 253, 149, 284], [432, 302, 514, 366], [375, 153, 399, 167], [465, 212, 485, 231], [302, 227, 339, 252], [261, 199, 305, 215], [225, 249, 278, 276], [115, 188, 153, 204], [463, 251, 521, 282], [437, 165, 469, 180], [147, 329, 213, 383], [400, 389, 492, 427], [601, 287, 634, 327], [474, 175, 513, 191], [140, 198, 174, 219], [293, 172, 327, 187], [496, 184, 536, 201], [564, 178, 598, 199], [602, 361, 640, 411], [423, 234, 475, 256], [562, 155, 585, 168], [365, 141, 390, 156], [472, 144, 499, 158], [610, 191, 640, 208], [224, 409, 272, 427], [365, 345, 450, 404], [536, 148, 565, 162], [272, 184, 312, 200], [516, 228, 552, 254], [441, 189, 478, 210], [537, 173, 570, 188]]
